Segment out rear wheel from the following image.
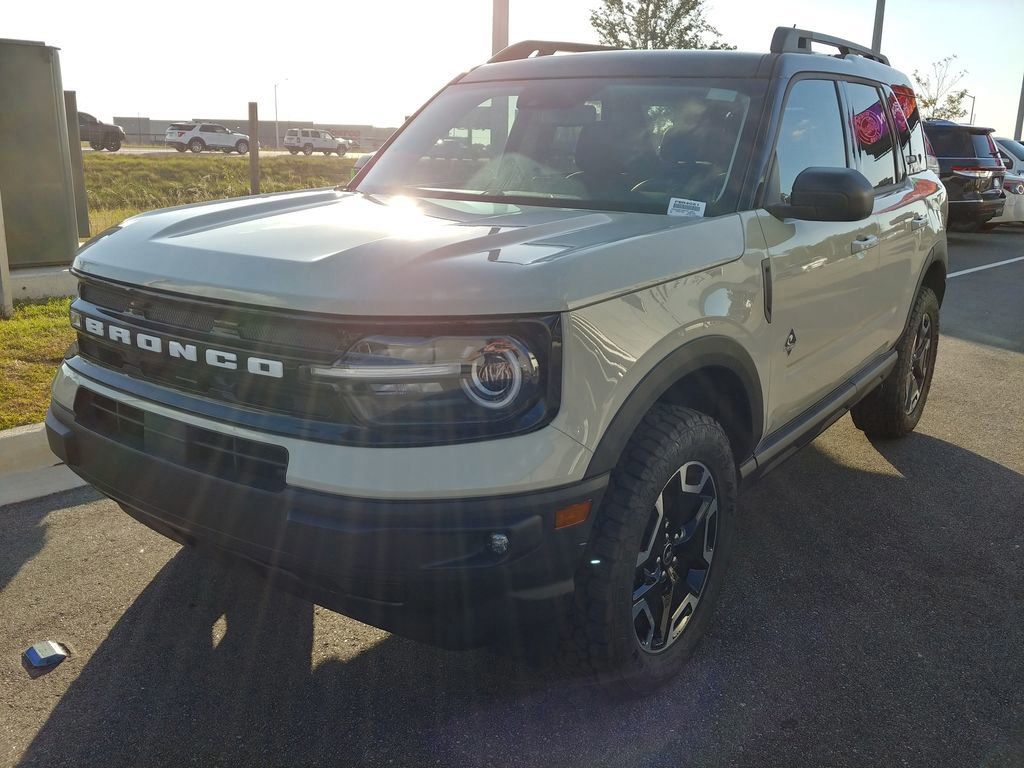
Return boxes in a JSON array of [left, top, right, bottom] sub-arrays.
[[174, 145, 186, 153], [567, 404, 737, 694], [288, 148, 298, 155], [89, 140, 104, 151], [851, 286, 939, 438], [188, 138, 204, 153]]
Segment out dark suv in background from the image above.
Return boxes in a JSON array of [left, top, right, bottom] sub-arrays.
[[922, 119, 1004, 231], [78, 112, 125, 152]]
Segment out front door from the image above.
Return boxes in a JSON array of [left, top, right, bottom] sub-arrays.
[[759, 77, 881, 433]]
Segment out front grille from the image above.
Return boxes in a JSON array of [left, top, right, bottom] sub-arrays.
[[79, 281, 352, 352], [75, 389, 289, 491], [74, 278, 352, 423]]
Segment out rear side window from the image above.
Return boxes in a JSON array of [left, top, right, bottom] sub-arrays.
[[889, 85, 927, 175], [773, 79, 848, 201], [846, 82, 898, 189], [286, 129, 298, 136], [1000, 139, 1024, 161]]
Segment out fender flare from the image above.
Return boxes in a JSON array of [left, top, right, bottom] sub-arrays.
[[583, 335, 764, 479], [902, 239, 948, 338]]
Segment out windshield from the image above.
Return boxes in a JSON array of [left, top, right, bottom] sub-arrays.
[[356, 77, 763, 216]]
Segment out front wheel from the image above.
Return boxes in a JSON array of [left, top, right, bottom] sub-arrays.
[[851, 285, 940, 438], [188, 138, 204, 153], [106, 137, 121, 151], [567, 404, 738, 694], [235, 140, 249, 154]]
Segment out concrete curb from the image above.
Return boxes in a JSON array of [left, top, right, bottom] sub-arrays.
[[0, 422, 87, 506], [0, 422, 58, 475]]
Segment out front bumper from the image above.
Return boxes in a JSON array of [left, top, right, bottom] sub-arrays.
[[46, 400, 607, 648]]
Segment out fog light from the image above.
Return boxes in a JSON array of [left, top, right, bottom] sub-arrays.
[[487, 533, 510, 555]]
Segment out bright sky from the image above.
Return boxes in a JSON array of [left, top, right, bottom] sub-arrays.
[[6, 0, 1022, 135]]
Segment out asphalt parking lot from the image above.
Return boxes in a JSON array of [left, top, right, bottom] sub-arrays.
[[2, 228, 1022, 768]]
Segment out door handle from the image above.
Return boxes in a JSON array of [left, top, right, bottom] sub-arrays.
[[911, 213, 928, 232], [851, 234, 878, 255]]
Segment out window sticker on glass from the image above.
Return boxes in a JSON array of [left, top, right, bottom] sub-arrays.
[[667, 197, 706, 217]]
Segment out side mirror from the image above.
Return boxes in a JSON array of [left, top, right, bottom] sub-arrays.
[[767, 167, 875, 222], [1003, 158, 1013, 169]]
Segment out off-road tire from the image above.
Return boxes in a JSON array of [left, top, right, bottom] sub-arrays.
[[188, 138, 205, 153], [851, 286, 939, 439], [565, 404, 738, 695]]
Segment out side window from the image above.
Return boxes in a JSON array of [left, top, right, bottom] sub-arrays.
[[773, 79, 847, 202], [846, 82, 898, 189], [890, 84, 927, 174], [310, 130, 321, 139], [199, 124, 214, 133]]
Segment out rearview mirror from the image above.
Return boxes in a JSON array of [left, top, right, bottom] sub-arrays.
[[767, 167, 874, 222]]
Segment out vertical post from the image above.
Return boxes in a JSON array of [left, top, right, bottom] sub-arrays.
[[248, 102, 260, 195], [1014, 70, 1024, 141], [274, 84, 280, 150], [63, 91, 90, 239], [871, 0, 885, 54], [0, 190, 13, 319], [492, 0, 509, 57]]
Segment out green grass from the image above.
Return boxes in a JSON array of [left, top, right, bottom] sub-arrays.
[[0, 298, 75, 430], [84, 153, 355, 233], [0, 154, 358, 429]]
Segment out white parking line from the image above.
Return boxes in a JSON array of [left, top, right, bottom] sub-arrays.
[[948, 255, 1024, 278]]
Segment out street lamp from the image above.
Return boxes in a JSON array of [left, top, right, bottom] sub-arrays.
[[965, 93, 976, 124], [274, 79, 288, 150]]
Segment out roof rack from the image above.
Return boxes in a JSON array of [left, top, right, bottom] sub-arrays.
[[488, 40, 620, 64], [770, 27, 889, 66]]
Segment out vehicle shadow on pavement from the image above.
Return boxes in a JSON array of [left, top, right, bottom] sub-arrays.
[[1, 486, 99, 594], [16, 430, 1024, 768]]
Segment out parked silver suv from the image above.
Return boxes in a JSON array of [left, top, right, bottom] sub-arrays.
[[49, 28, 946, 693]]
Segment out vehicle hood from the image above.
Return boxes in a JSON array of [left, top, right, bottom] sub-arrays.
[[74, 189, 745, 315]]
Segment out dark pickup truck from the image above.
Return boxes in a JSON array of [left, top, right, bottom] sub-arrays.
[[78, 112, 125, 152]]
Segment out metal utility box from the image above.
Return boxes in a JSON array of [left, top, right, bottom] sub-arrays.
[[0, 39, 79, 268]]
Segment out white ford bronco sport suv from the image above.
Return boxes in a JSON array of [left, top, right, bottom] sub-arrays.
[[49, 29, 947, 692]]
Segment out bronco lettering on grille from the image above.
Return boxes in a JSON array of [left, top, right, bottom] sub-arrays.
[[71, 309, 284, 379]]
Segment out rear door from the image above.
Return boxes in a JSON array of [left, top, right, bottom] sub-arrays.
[[842, 81, 919, 350], [758, 77, 881, 432]]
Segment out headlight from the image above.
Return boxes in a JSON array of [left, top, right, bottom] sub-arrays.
[[306, 317, 560, 442]]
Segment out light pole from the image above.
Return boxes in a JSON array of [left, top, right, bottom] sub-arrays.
[[965, 93, 976, 124], [274, 79, 287, 150], [871, 0, 885, 54], [493, 0, 509, 57]]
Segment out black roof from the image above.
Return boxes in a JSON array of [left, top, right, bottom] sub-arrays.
[[461, 29, 907, 86]]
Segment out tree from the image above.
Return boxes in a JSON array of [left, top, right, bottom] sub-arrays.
[[589, 0, 735, 51], [912, 56, 969, 121]]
